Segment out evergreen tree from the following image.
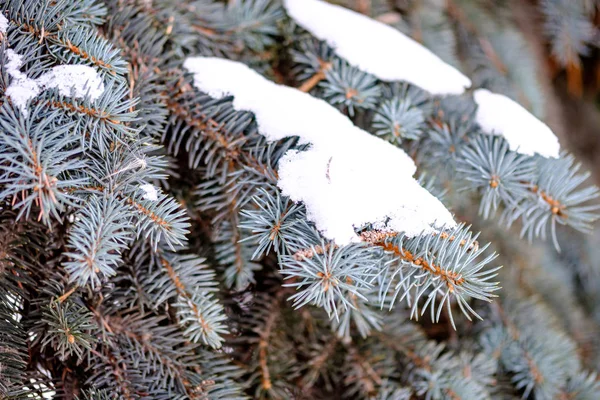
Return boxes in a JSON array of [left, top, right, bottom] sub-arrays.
[[1, 0, 600, 399]]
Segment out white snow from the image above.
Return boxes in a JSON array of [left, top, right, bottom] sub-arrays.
[[283, 0, 471, 95], [184, 57, 456, 245], [4, 49, 104, 116], [38, 65, 104, 100], [140, 184, 159, 201], [473, 89, 560, 158], [0, 13, 8, 34], [5, 50, 40, 115]]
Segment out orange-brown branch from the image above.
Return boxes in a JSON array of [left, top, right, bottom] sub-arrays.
[[306, 337, 338, 383], [89, 346, 136, 400], [166, 99, 241, 162], [18, 22, 119, 75], [528, 184, 566, 217], [293, 243, 337, 260], [46, 100, 121, 124], [360, 230, 466, 292], [258, 301, 280, 392], [125, 197, 172, 230], [57, 287, 77, 303], [166, 71, 278, 180], [374, 240, 465, 292], [59, 38, 117, 75], [299, 70, 326, 92], [22, 136, 58, 220], [298, 61, 332, 93], [62, 185, 104, 194]]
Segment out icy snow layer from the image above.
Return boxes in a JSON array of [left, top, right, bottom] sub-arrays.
[[474, 89, 560, 158], [0, 13, 8, 34], [283, 0, 471, 95], [4, 49, 104, 116], [184, 57, 456, 245]]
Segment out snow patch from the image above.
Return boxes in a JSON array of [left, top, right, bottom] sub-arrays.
[[38, 65, 104, 100], [5, 50, 41, 116], [184, 57, 456, 245], [283, 0, 471, 95], [0, 13, 8, 34], [140, 184, 159, 201], [473, 89, 560, 158], [4, 49, 104, 116]]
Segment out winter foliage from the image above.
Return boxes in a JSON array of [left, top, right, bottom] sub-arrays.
[[473, 89, 561, 158], [4, 49, 105, 116], [0, 0, 600, 399], [184, 56, 455, 244], [284, 0, 472, 95]]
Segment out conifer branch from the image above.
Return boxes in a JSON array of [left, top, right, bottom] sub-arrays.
[[298, 59, 332, 92]]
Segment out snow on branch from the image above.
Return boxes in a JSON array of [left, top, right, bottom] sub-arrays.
[[283, 0, 471, 95], [184, 57, 456, 245], [4, 49, 105, 116], [0, 13, 8, 35], [140, 184, 159, 201], [474, 89, 560, 158]]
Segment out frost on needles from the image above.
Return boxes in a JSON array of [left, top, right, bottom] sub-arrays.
[[184, 57, 456, 245]]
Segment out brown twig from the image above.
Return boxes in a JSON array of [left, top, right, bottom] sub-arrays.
[[293, 243, 337, 260], [360, 230, 466, 293], [57, 287, 77, 304], [298, 60, 332, 93]]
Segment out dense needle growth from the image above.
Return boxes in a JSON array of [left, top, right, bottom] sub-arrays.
[[1, 0, 600, 399]]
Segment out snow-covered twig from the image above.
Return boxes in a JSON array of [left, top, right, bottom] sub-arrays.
[[4, 49, 104, 116], [283, 0, 471, 95], [474, 89, 560, 158], [184, 57, 456, 245]]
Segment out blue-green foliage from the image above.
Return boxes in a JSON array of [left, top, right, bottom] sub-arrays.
[[506, 155, 600, 249], [64, 195, 133, 288], [458, 135, 536, 219], [373, 97, 426, 142], [1, 0, 599, 399], [40, 300, 97, 360], [540, 0, 597, 67], [0, 0, 241, 397]]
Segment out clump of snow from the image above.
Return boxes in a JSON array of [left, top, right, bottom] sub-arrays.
[[283, 0, 471, 95], [67, 214, 81, 223], [3, 49, 104, 116], [38, 65, 104, 100], [184, 57, 456, 245], [4, 50, 41, 115], [140, 184, 159, 201], [0, 13, 8, 35], [473, 89, 560, 158]]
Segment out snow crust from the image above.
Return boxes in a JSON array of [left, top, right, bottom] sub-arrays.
[[184, 57, 456, 245], [140, 184, 159, 201], [4, 49, 104, 116], [0, 13, 8, 34], [283, 0, 471, 95], [473, 89, 560, 158]]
